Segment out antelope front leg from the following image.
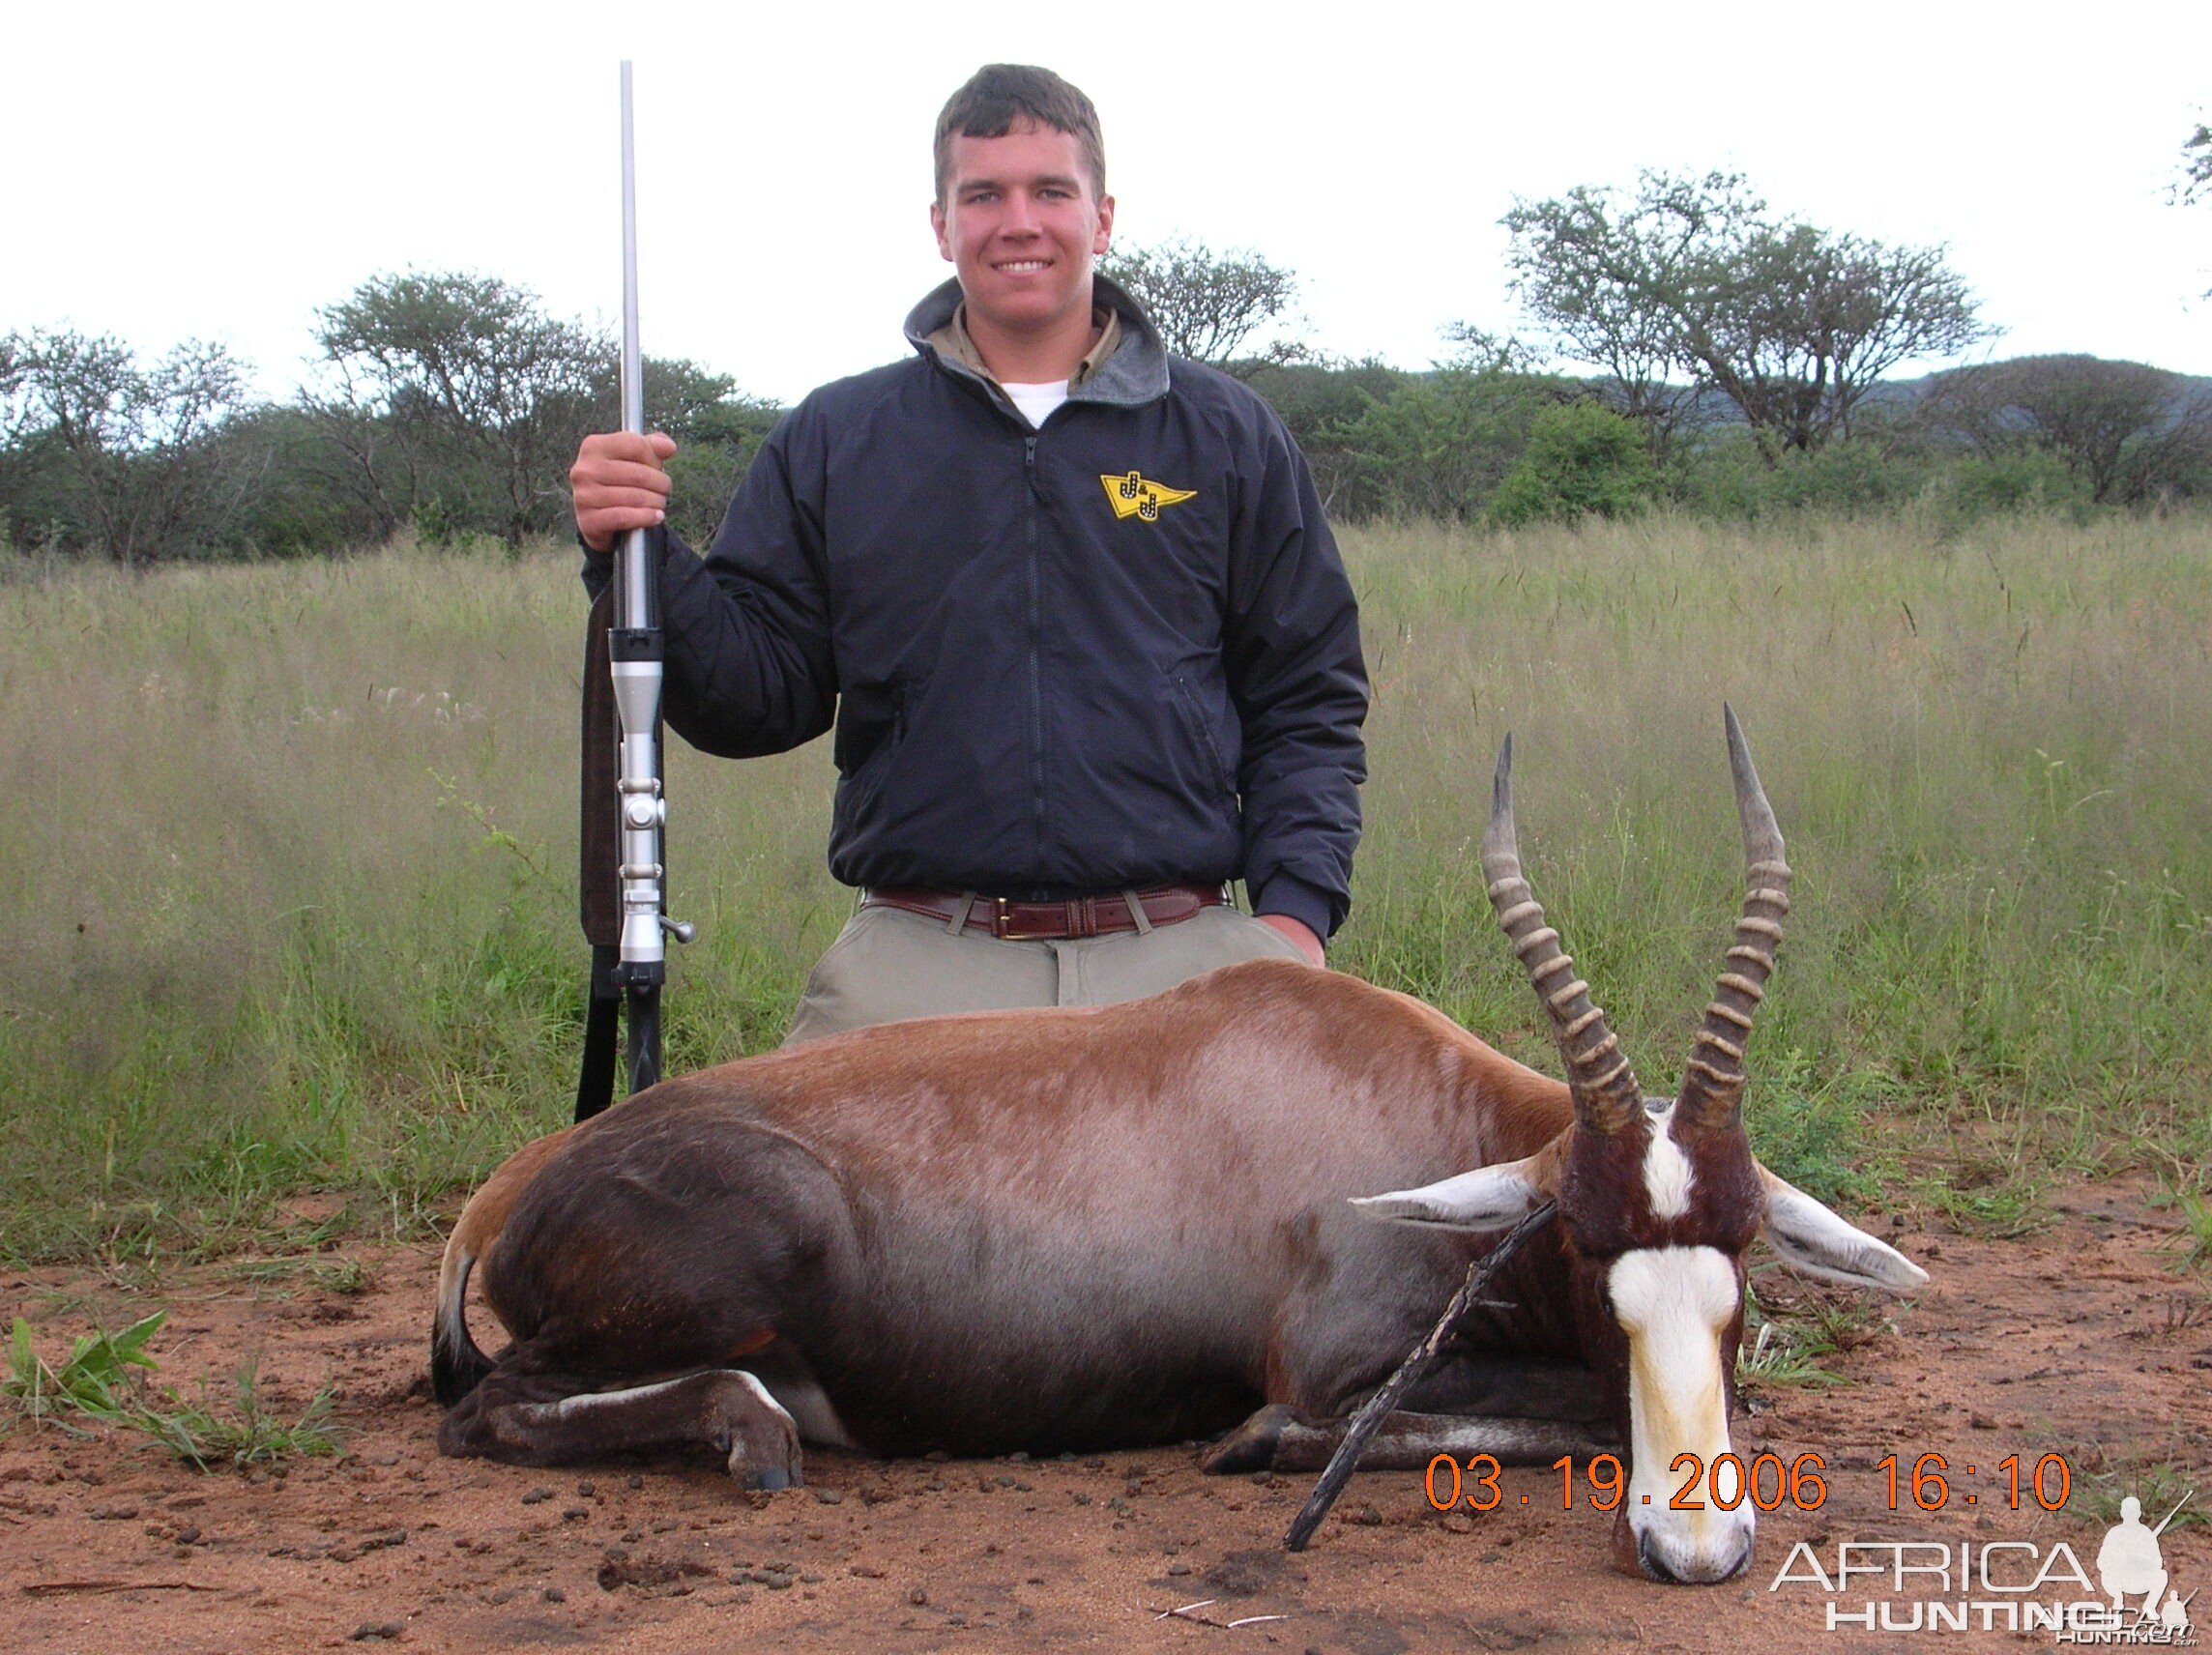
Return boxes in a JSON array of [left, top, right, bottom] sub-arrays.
[[1204, 1405, 1615, 1474], [441, 1368, 804, 1490]]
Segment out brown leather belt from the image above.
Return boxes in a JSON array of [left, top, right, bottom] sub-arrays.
[[860, 883, 1230, 942]]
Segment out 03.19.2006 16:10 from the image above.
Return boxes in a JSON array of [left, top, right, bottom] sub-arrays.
[[1422, 1451, 2076, 1515]]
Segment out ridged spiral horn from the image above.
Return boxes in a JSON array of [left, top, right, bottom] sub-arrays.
[[1481, 734, 1644, 1135], [1674, 704, 1791, 1138]]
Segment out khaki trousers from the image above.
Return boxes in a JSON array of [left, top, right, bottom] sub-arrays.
[[782, 901, 1314, 1045]]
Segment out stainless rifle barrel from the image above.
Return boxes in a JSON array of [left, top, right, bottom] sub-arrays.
[[610, 58, 674, 1075], [618, 59, 651, 625]]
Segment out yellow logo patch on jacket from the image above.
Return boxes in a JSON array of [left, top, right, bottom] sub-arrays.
[[1100, 471, 1197, 522]]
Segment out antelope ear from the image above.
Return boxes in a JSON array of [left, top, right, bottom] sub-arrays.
[[1759, 1166, 1929, 1292], [1351, 1151, 1555, 1232]]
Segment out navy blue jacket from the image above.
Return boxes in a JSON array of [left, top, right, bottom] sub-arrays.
[[599, 278, 1367, 939]]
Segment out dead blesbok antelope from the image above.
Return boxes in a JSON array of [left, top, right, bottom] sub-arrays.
[[432, 709, 1923, 1583]]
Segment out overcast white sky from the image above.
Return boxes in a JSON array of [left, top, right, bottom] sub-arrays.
[[9, 1, 2209, 405]]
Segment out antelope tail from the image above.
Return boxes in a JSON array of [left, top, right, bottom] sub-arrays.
[[429, 1126, 576, 1408], [430, 1226, 493, 1408]]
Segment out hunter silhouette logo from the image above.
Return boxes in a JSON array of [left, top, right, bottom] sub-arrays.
[[1101, 471, 1197, 522], [2097, 1492, 2196, 1638]]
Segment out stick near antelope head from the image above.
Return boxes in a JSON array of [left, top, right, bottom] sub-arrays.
[[1350, 706, 1925, 1582]]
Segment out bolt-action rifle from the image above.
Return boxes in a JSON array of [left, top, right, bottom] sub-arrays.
[[577, 61, 693, 1120]]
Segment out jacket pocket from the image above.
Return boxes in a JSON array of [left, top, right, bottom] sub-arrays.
[[1164, 670, 1237, 805], [833, 679, 907, 778]]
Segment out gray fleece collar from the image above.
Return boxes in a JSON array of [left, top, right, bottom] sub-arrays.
[[903, 274, 1170, 407]]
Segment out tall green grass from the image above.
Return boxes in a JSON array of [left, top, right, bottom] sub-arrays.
[[2, 509, 2206, 1263], [1343, 509, 2212, 1205]]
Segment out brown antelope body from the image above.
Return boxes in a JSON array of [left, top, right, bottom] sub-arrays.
[[433, 711, 1924, 1582]]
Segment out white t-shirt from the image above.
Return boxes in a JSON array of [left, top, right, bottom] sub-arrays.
[[1003, 380, 1070, 428]]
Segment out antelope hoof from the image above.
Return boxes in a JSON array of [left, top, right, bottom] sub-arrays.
[[1202, 1403, 1298, 1474], [709, 1373, 803, 1492]]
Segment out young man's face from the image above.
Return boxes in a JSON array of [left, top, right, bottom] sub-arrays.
[[931, 120, 1114, 348]]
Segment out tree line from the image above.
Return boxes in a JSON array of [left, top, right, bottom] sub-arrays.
[[6, 152, 2209, 563], [0, 273, 780, 563]]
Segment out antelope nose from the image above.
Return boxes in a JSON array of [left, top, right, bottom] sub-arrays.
[[1640, 1528, 1754, 1585]]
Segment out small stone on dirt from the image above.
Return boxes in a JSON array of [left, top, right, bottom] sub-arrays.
[[542, 1586, 566, 1604], [348, 1623, 403, 1641], [598, 1553, 714, 1592], [909, 1586, 929, 1605], [520, 1487, 553, 1505], [812, 1487, 843, 1504]]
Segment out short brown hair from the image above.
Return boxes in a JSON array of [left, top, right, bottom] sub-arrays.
[[933, 65, 1105, 203]]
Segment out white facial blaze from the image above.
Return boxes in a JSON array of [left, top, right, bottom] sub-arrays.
[[1608, 1246, 1756, 1582], [1641, 1120, 1694, 1220]]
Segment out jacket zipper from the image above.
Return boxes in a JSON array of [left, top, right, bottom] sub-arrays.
[[1024, 434, 1046, 876]]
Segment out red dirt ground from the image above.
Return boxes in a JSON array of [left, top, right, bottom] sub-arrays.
[[5, 1180, 2207, 1654]]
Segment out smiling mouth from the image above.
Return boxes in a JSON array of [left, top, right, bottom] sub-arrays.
[[993, 259, 1052, 274]]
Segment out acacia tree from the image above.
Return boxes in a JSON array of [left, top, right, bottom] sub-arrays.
[[309, 272, 603, 546], [1499, 172, 1744, 456], [1928, 355, 2208, 504], [1099, 237, 1303, 368], [0, 328, 249, 561], [1503, 171, 1993, 461]]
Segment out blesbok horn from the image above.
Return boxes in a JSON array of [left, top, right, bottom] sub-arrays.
[[1482, 733, 1644, 1135], [1675, 704, 1791, 1138]]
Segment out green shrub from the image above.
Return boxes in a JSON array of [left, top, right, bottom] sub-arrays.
[[1672, 431, 2087, 527], [1489, 402, 1657, 526], [1330, 367, 1562, 521]]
